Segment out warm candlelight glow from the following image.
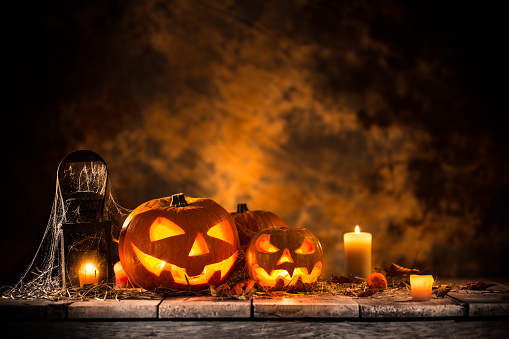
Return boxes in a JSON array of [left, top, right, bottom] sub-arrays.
[[410, 274, 434, 301], [344, 225, 372, 279], [78, 262, 99, 287]]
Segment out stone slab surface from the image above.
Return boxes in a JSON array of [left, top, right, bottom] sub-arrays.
[[449, 291, 509, 317], [440, 277, 509, 317], [68, 299, 162, 319], [253, 295, 359, 318], [349, 285, 465, 318], [0, 299, 71, 319], [356, 295, 466, 318], [159, 296, 251, 318], [2, 278, 509, 320]]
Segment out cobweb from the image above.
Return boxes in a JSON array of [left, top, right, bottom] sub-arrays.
[[5, 150, 131, 299]]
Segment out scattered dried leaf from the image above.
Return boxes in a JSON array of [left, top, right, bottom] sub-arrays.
[[210, 280, 257, 299], [433, 284, 454, 298], [461, 282, 496, 290], [384, 263, 419, 278], [210, 284, 231, 297]]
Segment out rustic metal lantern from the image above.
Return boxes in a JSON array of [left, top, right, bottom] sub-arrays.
[[58, 150, 114, 289]]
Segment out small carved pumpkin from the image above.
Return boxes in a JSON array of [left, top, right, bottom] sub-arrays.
[[119, 193, 239, 291], [245, 227, 323, 291], [230, 203, 287, 249]]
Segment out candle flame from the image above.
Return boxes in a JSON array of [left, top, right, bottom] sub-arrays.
[[355, 225, 360, 234], [83, 262, 98, 277], [79, 261, 99, 287]]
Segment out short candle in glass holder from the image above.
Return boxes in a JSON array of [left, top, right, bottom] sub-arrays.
[[79, 262, 99, 287], [410, 274, 434, 301]]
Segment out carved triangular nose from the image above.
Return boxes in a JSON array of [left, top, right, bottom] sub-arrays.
[[188, 232, 209, 256], [276, 248, 294, 265]]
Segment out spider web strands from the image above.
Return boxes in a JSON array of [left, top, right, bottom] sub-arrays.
[[5, 182, 64, 299], [5, 159, 131, 300]]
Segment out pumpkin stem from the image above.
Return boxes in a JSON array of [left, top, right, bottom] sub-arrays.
[[237, 203, 249, 213], [170, 193, 189, 207]]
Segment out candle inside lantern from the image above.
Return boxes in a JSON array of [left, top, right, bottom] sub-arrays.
[[79, 262, 99, 287], [114, 261, 128, 288], [410, 274, 434, 301], [344, 225, 372, 279]]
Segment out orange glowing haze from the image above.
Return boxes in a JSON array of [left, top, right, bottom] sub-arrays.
[[2, 1, 506, 285]]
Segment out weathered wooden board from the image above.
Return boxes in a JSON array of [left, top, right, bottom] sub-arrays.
[[159, 296, 251, 318], [67, 299, 162, 319], [253, 295, 359, 318], [3, 319, 509, 338]]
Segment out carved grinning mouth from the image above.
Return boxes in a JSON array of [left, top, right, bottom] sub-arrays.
[[251, 261, 322, 288], [131, 243, 237, 285]]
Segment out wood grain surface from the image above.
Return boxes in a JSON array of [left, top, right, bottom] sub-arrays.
[[3, 319, 509, 338]]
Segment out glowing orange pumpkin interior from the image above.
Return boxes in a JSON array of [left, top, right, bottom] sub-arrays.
[[256, 234, 279, 253], [252, 264, 322, 288], [131, 216, 238, 286], [250, 233, 322, 289]]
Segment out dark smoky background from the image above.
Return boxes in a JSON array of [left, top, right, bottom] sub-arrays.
[[2, 0, 506, 286]]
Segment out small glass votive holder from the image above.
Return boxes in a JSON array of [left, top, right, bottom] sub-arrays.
[[410, 274, 434, 301]]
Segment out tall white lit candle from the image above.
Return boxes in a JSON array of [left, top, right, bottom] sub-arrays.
[[344, 225, 372, 279]]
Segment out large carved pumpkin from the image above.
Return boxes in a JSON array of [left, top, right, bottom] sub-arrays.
[[245, 227, 323, 292], [119, 193, 239, 291], [230, 203, 287, 249]]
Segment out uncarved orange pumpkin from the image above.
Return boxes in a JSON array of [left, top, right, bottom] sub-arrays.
[[119, 193, 239, 291], [230, 203, 287, 249], [245, 227, 323, 292]]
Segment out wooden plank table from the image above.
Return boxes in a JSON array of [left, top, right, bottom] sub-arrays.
[[3, 319, 509, 338]]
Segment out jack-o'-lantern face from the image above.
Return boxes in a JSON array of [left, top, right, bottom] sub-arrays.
[[119, 194, 239, 291], [245, 227, 323, 291]]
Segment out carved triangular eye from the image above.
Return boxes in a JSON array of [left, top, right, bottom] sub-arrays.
[[256, 234, 280, 253], [206, 220, 235, 245], [294, 238, 315, 254], [150, 217, 185, 242]]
